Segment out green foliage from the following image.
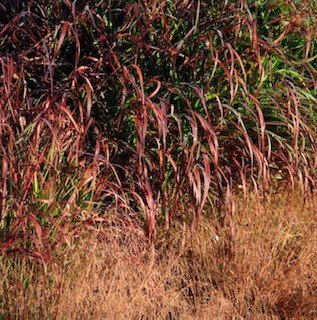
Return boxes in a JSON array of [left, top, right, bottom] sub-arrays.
[[0, 0, 317, 257]]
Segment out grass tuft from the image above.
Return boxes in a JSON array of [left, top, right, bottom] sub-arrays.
[[1, 191, 317, 319]]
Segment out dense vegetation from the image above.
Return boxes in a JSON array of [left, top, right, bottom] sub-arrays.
[[0, 0, 317, 267], [1, 0, 317, 318]]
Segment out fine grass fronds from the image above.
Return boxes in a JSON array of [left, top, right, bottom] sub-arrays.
[[1, 191, 317, 319]]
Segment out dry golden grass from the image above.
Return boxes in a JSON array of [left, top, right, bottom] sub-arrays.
[[1, 190, 317, 319]]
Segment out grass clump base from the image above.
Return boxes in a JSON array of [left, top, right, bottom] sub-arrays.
[[1, 190, 317, 319]]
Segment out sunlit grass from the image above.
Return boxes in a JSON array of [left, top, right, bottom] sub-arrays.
[[1, 191, 317, 319], [0, 2, 317, 317]]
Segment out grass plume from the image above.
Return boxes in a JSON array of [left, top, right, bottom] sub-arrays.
[[1, 191, 317, 319]]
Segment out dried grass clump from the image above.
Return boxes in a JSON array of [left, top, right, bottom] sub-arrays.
[[1, 191, 317, 319]]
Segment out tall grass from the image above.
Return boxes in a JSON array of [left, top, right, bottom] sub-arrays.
[[0, 0, 317, 259], [1, 191, 317, 319]]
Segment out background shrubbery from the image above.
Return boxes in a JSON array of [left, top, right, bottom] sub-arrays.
[[0, 0, 317, 259]]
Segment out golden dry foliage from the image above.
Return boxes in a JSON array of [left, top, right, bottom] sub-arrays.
[[1, 190, 317, 319]]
